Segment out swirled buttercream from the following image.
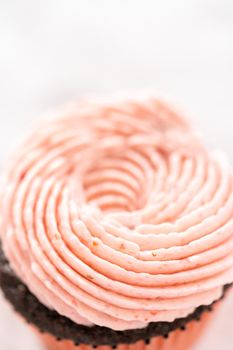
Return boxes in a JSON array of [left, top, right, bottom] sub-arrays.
[[1, 95, 233, 330]]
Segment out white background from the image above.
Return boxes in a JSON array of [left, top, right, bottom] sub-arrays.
[[0, 1, 233, 349]]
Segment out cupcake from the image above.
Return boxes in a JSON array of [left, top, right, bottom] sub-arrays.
[[0, 94, 233, 350]]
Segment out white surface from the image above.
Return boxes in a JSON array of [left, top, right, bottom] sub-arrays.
[[0, 0, 233, 349]]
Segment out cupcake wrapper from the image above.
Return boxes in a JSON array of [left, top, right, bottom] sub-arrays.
[[38, 309, 214, 350]]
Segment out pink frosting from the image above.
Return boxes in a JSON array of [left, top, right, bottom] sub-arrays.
[[1, 95, 233, 331]]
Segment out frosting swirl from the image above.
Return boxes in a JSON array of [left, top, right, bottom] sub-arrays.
[[1, 95, 233, 330]]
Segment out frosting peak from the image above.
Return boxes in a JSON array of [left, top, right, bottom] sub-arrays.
[[1, 95, 233, 330]]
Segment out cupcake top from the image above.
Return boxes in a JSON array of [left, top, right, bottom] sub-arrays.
[[1, 95, 233, 331]]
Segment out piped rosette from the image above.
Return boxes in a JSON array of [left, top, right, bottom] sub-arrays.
[[1, 95, 233, 331]]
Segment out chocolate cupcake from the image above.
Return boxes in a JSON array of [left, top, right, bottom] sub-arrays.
[[0, 95, 233, 350]]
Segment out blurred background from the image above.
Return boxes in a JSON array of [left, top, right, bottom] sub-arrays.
[[0, 0, 232, 349]]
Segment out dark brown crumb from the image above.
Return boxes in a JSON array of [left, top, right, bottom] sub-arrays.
[[0, 244, 231, 346]]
